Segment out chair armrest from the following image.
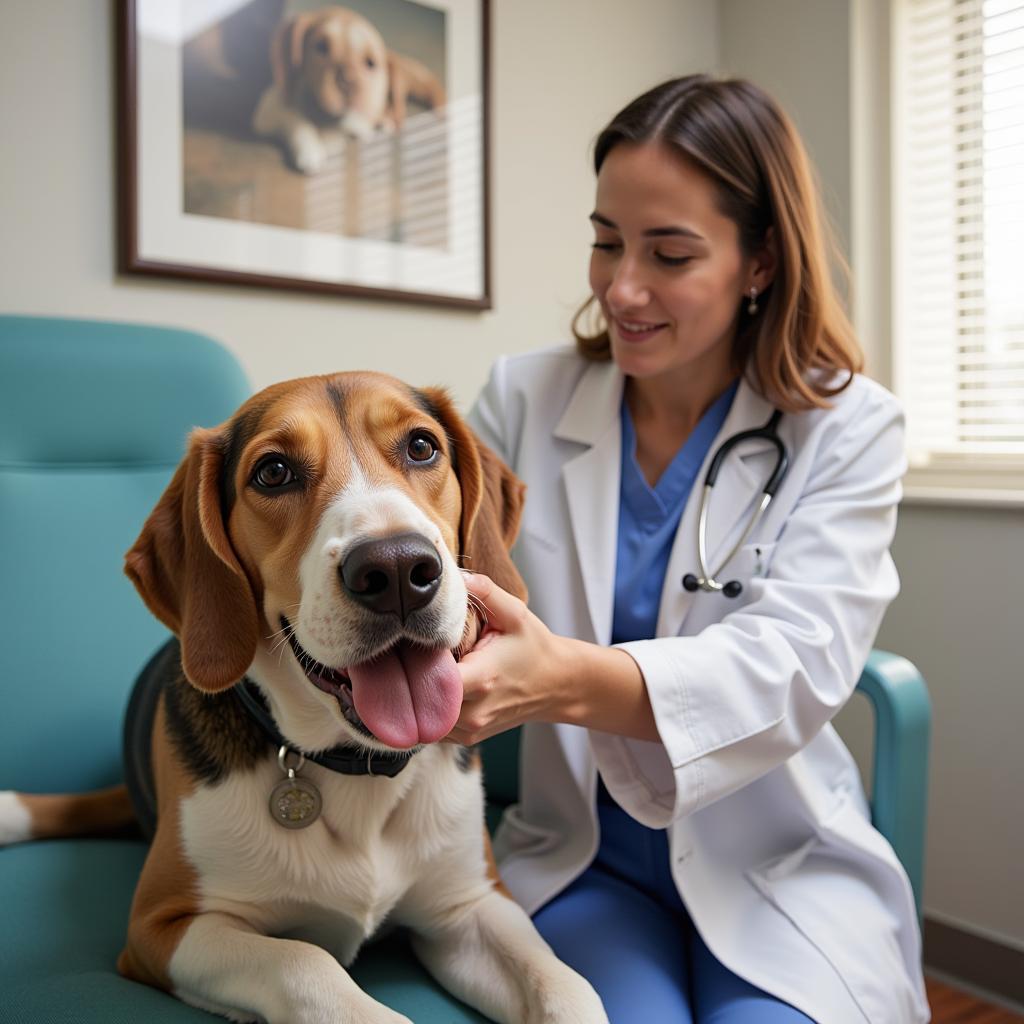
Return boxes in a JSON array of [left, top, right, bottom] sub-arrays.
[[855, 650, 932, 920]]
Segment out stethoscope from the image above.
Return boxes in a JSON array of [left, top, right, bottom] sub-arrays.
[[682, 409, 789, 599]]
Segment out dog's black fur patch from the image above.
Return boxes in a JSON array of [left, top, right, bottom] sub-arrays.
[[123, 639, 269, 839], [219, 400, 271, 515], [325, 379, 347, 428], [165, 676, 267, 789]]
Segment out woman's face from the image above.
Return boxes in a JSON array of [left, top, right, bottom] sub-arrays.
[[589, 142, 761, 391]]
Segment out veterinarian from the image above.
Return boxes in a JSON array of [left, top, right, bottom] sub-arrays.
[[451, 75, 929, 1024]]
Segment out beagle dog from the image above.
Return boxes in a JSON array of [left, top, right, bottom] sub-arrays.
[[0, 373, 607, 1024], [253, 5, 447, 173]]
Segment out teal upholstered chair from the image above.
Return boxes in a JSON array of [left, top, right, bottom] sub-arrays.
[[0, 315, 491, 1023], [0, 315, 930, 1023], [855, 651, 932, 919]]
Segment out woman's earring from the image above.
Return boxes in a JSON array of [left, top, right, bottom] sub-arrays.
[[747, 287, 759, 315]]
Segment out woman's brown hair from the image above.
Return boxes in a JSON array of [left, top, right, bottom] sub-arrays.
[[573, 74, 862, 411]]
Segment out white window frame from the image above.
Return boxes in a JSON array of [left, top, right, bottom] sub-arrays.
[[852, 0, 1024, 508]]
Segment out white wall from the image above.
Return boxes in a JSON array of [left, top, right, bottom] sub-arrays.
[[0, 0, 717, 409]]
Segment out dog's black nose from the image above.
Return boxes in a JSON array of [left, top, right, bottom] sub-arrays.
[[340, 532, 443, 621]]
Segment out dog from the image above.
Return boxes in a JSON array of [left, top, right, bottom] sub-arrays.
[[252, 5, 448, 173], [0, 372, 607, 1024]]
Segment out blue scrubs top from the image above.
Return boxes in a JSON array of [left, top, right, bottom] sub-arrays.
[[597, 381, 739, 900], [611, 380, 739, 647]]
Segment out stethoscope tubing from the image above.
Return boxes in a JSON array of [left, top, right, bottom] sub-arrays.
[[684, 410, 789, 597]]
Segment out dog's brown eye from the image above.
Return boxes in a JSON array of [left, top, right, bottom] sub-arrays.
[[253, 457, 296, 489], [365, 55, 376, 69], [315, 37, 330, 56], [407, 433, 438, 464]]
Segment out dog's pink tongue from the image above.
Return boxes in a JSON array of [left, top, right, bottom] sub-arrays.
[[348, 645, 462, 749]]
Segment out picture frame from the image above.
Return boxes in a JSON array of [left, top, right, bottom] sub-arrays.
[[117, 0, 491, 309]]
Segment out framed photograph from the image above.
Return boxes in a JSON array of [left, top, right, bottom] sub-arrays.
[[117, 0, 490, 309]]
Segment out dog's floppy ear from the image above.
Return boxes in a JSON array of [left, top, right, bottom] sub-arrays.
[[385, 51, 447, 129], [269, 11, 318, 98], [463, 441, 529, 602], [420, 388, 527, 601], [125, 427, 259, 692]]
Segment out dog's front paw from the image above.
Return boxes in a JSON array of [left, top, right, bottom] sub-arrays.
[[290, 127, 327, 175], [280, 992, 412, 1024], [0, 792, 31, 846], [527, 972, 609, 1024], [339, 1003, 412, 1024]]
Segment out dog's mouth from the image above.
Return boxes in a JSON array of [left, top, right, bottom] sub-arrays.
[[282, 617, 463, 750], [284, 618, 366, 735]]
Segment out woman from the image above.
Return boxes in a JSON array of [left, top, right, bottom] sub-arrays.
[[451, 76, 929, 1023]]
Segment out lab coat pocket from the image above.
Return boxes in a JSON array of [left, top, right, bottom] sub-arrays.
[[744, 796, 897, 1023], [686, 542, 778, 628], [493, 804, 560, 857], [725, 540, 778, 580], [745, 835, 864, 1011]]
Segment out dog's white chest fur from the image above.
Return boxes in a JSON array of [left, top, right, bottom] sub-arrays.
[[178, 747, 483, 963]]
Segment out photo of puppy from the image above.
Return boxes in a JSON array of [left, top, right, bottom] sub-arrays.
[[253, 4, 447, 172], [0, 372, 607, 1024], [182, 0, 451, 245]]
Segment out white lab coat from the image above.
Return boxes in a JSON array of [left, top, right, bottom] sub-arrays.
[[468, 346, 929, 1024]]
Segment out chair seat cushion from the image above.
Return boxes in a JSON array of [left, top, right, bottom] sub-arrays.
[[0, 839, 488, 1023]]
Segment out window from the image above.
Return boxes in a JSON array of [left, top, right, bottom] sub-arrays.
[[893, 0, 1024, 503]]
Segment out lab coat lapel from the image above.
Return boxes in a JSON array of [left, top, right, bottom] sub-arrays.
[[554, 361, 624, 647], [657, 378, 778, 637]]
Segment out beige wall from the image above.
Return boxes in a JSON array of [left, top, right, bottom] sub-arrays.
[[0, 0, 717, 409]]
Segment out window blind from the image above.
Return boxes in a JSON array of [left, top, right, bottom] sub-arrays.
[[894, 0, 1024, 473]]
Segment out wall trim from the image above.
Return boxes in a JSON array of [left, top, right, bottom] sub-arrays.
[[924, 914, 1024, 1010]]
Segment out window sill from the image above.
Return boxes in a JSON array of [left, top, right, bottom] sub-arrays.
[[902, 465, 1024, 509], [901, 485, 1024, 510]]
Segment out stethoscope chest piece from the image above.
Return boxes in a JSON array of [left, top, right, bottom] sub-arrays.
[[682, 573, 743, 598]]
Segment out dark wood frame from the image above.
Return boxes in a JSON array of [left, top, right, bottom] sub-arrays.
[[116, 0, 492, 310]]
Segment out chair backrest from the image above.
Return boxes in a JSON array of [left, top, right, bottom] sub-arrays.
[[0, 316, 250, 793]]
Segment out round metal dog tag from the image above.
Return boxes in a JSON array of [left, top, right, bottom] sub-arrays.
[[270, 746, 322, 829], [270, 775, 322, 829]]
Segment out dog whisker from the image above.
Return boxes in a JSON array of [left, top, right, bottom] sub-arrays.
[[268, 622, 292, 647], [466, 593, 491, 631], [268, 618, 298, 657]]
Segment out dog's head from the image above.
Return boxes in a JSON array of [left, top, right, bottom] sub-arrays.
[[271, 6, 391, 132], [125, 372, 525, 754]]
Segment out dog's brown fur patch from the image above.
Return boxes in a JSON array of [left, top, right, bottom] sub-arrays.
[[17, 786, 136, 840], [118, 700, 203, 990]]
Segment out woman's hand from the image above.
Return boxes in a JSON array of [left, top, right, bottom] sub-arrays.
[[449, 573, 660, 745], [448, 573, 571, 745]]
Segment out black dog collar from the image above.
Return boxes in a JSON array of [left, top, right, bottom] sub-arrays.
[[234, 680, 415, 778]]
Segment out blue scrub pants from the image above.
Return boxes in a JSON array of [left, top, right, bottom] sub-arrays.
[[531, 789, 816, 1023]]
